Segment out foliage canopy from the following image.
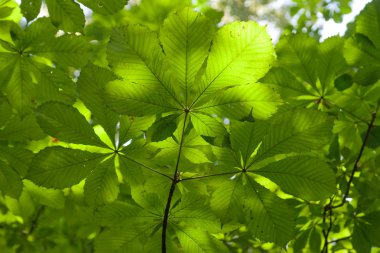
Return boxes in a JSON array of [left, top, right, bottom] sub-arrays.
[[0, 0, 380, 252]]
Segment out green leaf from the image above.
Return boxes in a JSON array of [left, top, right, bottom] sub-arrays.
[[0, 146, 34, 177], [352, 222, 372, 253], [23, 180, 65, 208], [105, 14, 280, 123], [20, 0, 42, 21], [45, 0, 85, 32], [317, 36, 346, 93], [26, 147, 104, 189], [230, 120, 267, 166], [77, 0, 127, 15], [0, 6, 13, 19], [151, 129, 211, 165], [77, 63, 119, 141], [355, 0, 380, 49], [293, 229, 310, 253], [95, 223, 161, 253], [243, 175, 295, 246], [160, 7, 214, 106], [118, 115, 156, 146], [190, 113, 226, 137], [30, 34, 90, 68], [276, 34, 318, 90], [195, 83, 282, 120], [146, 114, 178, 142], [196, 21, 275, 96], [210, 174, 295, 245], [261, 67, 315, 105], [0, 160, 23, 198], [309, 227, 321, 253], [174, 226, 228, 253], [170, 193, 220, 232], [105, 24, 183, 116], [254, 109, 333, 161], [95, 201, 158, 226], [36, 102, 106, 147], [0, 113, 45, 141], [84, 158, 119, 207], [255, 156, 336, 201], [4, 56, 35, 115]]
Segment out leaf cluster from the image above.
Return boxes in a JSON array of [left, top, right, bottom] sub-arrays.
[[0, 0, 380, 253]]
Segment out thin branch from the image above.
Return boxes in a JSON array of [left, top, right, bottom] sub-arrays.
[[24, 206, 45, 236], [329, 110, 377, 210], [162, 112, 189, 253], [322, 108, 377, 252], [322, 198, 333, 253], [178, 172, 237, 181]]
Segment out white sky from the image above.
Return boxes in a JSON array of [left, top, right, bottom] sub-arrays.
[[319, 0, 372, 40]]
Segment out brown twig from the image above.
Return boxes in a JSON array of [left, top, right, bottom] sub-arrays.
[[321, 109, 377, 252]]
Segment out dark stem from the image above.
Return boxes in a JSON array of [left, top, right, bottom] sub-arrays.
[[26, 206, 45, 236], [161, 112, 188, 253], [322, 199, 333, 253], [330, 111, 377, 209], [322, 109, 377, 252]]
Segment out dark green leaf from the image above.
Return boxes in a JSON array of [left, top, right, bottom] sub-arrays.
[[36, 102, 106, 147], [45, 0, 85, 32], [26, 147, 104, 189]]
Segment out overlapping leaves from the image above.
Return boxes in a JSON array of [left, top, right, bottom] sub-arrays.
[[104, 7, 281, 140], [209, 109, 335, 245], [0, 17, 88, 115], [0, 4, 345, 253], [25, 64, 154, 208]]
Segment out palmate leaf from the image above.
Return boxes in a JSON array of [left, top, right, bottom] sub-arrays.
[[105, 7, 281, 137], [78, 63, 155, 147], [151, 129, 212, 165], [248, 110, 335, 201], [26, 147, 106, 189], [160, 7, 215, 106], [0, 18, 88, 114], [263, 34, 347, 108], [94, 200, 165, 253]]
